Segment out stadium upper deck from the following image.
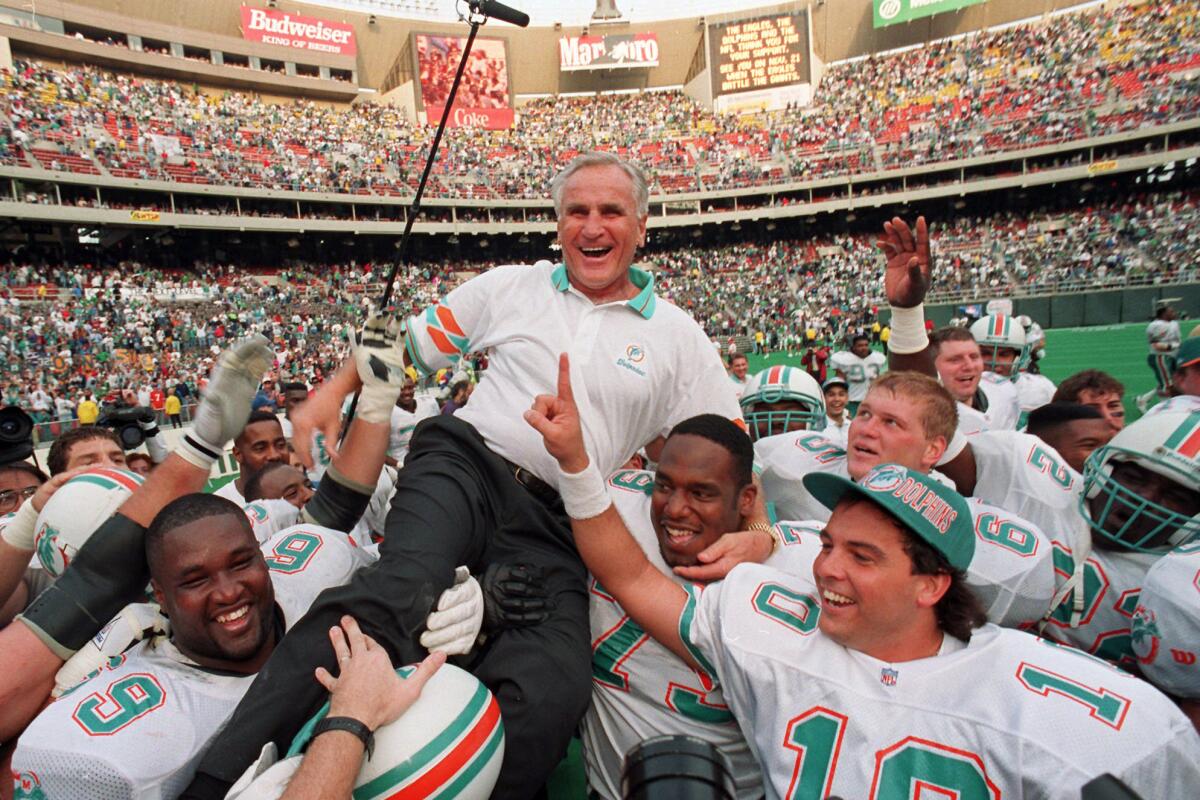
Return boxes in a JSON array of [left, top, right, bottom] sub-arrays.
[[0, 0, 1195, 205]]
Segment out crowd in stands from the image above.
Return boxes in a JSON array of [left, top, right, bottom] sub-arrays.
[[3, 189, 1197, 429], [0, 1, 1197, 199]]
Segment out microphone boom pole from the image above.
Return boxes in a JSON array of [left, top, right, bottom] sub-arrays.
[[340, 1, 526, 439]]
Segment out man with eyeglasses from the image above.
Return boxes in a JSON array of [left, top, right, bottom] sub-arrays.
[[0, 463, 45, 516], [0, 461, 51, 626]]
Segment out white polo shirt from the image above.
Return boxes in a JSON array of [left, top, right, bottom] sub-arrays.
[[403, 262, 743, 484]]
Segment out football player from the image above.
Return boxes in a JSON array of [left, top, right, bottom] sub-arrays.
[[583, 415, 766, 799], [1024, 403, 1114, 474], [739, 366, 825, 441], [1132, 543, 1200, 728], [1044, 410, 1200, 670], [212, 411, 290, 506], [11, 494, 377, 798], [757, 371, 1080, 541], [829, 335, 886, 416], [930, 326, 1020, 433], [1142, 337, 1200, 419], [525, 363, 1200, 798], [1013, 315, 1057, 418], [968, 313, 1030, 380], [1054, 370, 1126, 433], [1137, 301, 1182, 413]]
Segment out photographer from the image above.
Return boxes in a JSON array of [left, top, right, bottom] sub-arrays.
[[94, 388, 171, 468]]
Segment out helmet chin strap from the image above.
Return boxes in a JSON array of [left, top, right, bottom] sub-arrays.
[[1038, 521, 1093, 635]]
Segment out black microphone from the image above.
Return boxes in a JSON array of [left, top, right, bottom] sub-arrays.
[[470, 0, 530, 27]]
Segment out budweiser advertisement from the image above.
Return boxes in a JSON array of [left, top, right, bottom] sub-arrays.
[[559, 33, 659, 71], [416, 34, 514, 129], [240, 5, 356, 56]]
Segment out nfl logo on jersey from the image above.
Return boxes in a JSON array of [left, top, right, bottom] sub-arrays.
[[880, 668, 898, 687]]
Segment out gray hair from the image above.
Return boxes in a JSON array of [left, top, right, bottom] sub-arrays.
[[549, 151, 650, 218]]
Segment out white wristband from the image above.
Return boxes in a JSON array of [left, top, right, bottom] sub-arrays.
[[888, 304, 929, 354], [557, 461, 612, 520], [936, 428, 969, 466], [1, 496, 40, 551]]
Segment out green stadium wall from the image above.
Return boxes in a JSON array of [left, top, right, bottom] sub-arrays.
[[915, 283, 1200, 329]]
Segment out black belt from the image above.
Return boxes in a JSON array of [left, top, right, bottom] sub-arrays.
[[503, 458, 561, 507]]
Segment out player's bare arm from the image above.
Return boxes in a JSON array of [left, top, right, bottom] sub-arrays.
[[877, 215, 936, 376], [525, 354, 697, 669], [0, 337, 274, 742]]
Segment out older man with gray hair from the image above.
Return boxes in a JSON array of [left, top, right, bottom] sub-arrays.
[[183, 152, 748, 800]]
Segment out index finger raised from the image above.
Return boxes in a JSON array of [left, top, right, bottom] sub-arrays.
[[556, 353, 575, 404]]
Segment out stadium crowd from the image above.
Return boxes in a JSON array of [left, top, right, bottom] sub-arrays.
[[0, 151, 1198, 800], [3, 189, 1197, 430], [1, 0, 1198, 198]]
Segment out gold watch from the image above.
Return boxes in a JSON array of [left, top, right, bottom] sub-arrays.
[[746, 522, 782, 554]]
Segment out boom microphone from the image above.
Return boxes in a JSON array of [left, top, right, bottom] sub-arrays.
[[470, 0, 530, 27]]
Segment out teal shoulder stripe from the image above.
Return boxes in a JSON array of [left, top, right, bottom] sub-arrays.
[[1164, 411, 1200, 448], [678, 584, 719, 681], [354, 682, 491, 798], [430, 718, 505, 800]]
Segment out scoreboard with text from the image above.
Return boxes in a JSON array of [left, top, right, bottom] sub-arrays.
[[707, 11, 810, 100]]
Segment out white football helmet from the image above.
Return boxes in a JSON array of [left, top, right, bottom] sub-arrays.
[[969, 314, 1030, 379], [740, 366, 825, 440], [1081, 411, 1200, 552], [34, 467, 144, 577], [268, 663, 504, 800]]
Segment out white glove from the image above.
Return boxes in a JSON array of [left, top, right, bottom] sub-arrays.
[[0, 496, 39, 550], [224, 743, 302, 800], [52, 602, 169, 698], [420, 566, 483, 656], [179, 335, 274, 470], [353, 313, 409, 425]]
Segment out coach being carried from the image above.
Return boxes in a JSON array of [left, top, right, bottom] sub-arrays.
[[183, 152, 747, 800]]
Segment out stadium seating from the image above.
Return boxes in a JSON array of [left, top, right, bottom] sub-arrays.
[[0, 0, 1196, 199]]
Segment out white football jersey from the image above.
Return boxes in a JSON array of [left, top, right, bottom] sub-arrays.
[[1147, 318, 1182, 355], [966, 431, 1083, 540], [387, 397, 439, 466], [583, 469, 763, 800], [955, 377, 1021, 435], [770, 501, 1056, 629], [755, 431, 851, 523], [1041, 524, 1157, 670], [12, 529, 369, 800], [821, 416, 850, 450], [1141, 394, 1200, 419], [1132, 544, 1200, 698], [13, 638, 253, 800], [678, 563, 1200, 800], [1014, 371, 1056, 413], [260, 524, 376, 627], [829, 350, 886, 401]]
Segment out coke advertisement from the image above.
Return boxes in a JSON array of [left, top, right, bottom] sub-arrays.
[[416, 34, 513, 130], [240, 6, 357, 56]]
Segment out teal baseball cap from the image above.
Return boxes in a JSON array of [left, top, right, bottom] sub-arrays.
[[802, 463, 975, 570], [1175, 337, 1200, 373]]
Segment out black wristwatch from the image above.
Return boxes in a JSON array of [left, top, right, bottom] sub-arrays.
[[312, 715, 375, 760]]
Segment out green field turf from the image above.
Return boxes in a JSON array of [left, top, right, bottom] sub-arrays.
[[744, 321, 1162, 423]]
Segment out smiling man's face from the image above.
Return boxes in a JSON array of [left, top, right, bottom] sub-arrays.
[[557, 163, 647, 304]]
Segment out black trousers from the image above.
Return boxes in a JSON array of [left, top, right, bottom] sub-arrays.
[[182, 415, 592, 799]]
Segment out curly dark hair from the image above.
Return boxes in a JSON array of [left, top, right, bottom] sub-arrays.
[[903, 531, 988, 643]]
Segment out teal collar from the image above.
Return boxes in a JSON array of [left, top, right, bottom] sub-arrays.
[[549, 263, 656, 319]]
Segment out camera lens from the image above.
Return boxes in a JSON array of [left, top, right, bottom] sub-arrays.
[[622, 735, 736, 800], [0, 407, 33, 443]]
